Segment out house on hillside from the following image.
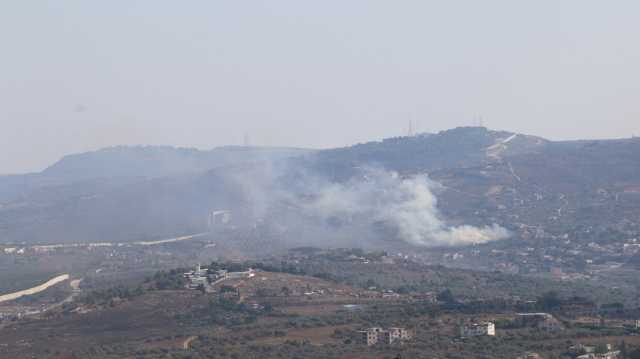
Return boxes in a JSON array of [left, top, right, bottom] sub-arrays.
[[381, 328, 412, 344], [358, 327, 411, 346], [358, 327, 383, 346], [516, 353, 542, 359], [221, 269, 255, 280], [183, 263, 210, 289], [183, 264, 256, 290], [570, 344, 620, 359], [459, 322, 495, 338], [517, 313, 563, 332], [576, 352, 620, 359]]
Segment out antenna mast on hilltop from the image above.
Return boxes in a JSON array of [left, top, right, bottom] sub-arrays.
[[473, 115, 485, 127], [408, 120, 415, 137], [243, 132, 250, 147]]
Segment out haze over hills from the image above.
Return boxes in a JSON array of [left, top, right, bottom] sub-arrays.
[[0, 127, 639, 249], [3, 125, 640, 358], [0, 145, 314, 202], [5, 2, 640, 356]]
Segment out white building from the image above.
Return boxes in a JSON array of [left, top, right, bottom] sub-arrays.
[[577, 352, 620, 359], [384, 327, 412, 343], [359, 327, 384, 346], [572, 344, 619, 359], [358, 327, 411, 346], [183, 264, 256, 290], [225, 269, 255, 280], [183, 264, 210, 289], [460, 322, 495, 337], [517, 313, 563, 332], [517, 353, 542, 359]]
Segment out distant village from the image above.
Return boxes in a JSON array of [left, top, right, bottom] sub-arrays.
[[355, 314, 637, 358], [177, 260, 640, 359], [2, 220, 640, 287]]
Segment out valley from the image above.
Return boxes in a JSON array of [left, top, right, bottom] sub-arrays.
[[1, 127, 640, 358]]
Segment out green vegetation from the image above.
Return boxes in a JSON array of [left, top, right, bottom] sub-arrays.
[[148, 269, 188, 290], [80, 285, 145, 306]]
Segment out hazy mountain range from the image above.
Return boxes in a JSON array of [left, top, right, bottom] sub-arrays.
[[1, 127, 639, 248]]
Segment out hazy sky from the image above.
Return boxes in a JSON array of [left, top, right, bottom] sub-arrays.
[[1, 1, 639, 174]]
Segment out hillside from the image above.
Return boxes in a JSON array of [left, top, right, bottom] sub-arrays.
[[304, 127, 640, 244], [1, 128, 639, 250], [42, 145, 313, 182], [0, 145, 313, 203], [2, 251, 636, 359], [308, 127, 548, 178]]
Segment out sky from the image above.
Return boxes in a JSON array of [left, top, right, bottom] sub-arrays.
[[1, 1, 639, 174]]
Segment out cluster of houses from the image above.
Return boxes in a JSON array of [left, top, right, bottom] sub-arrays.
[[455, 317, 629, 358], [569, 344, 620, 359], [183, 264, 255, 290], [356, 322, 626, 357], [183, 264, 209, 290], [358, 327, 412, 346], [458, 313, 564, 339]]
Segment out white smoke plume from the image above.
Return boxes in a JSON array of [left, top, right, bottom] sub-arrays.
[[221, 162, 509, 247], [303, 168, 509, 246]]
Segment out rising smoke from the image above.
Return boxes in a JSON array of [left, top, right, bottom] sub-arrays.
[[302, 168, 509, 246], [226, 162, 509, 247]]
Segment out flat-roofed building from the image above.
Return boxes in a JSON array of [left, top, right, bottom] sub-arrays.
[[358, 327, 411, 346], [358, 327, 383, 346], [460, 322, 495, 337]]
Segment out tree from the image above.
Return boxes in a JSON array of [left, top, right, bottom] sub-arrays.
[[628, 348, 640, 359], [365, 279, 378, 289], [256, 288, 270, 298], [220, 285, 236, 294], [538, 291, 561, 310], [595, 344, 609, 354], [437, 289, 456, 304]]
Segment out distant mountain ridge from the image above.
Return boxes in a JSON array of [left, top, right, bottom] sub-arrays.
[[1, 127, 639, 247], [0, 145, 314, 202], [309, 127, 549, 178], [44, 145, 314, 181]]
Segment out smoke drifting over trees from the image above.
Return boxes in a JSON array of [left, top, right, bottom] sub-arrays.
[[302, 169, 509, 246], [232, 164, 509, 247]]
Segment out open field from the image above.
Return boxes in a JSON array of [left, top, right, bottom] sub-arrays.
[[280, 304, 347, 316], [0, 290, 204, 358], [252, 324, 351, 345], [0, 273, 639, 358], [2, 249, 640, 358]]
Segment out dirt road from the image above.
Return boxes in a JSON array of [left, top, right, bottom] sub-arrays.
[[0, 274, 70, 303]]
